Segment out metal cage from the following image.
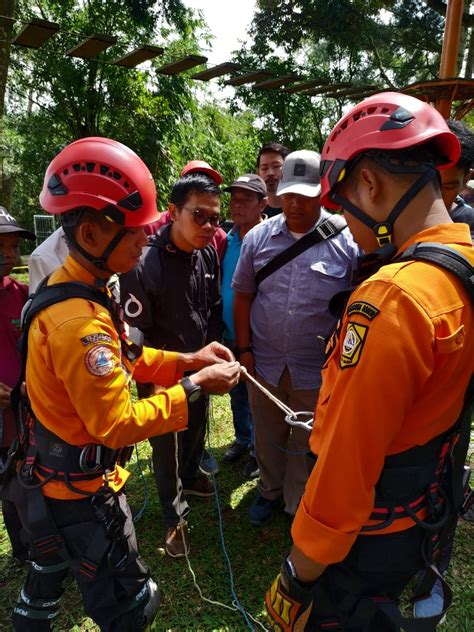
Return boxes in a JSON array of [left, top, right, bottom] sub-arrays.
[[33, 214, 56, 246]]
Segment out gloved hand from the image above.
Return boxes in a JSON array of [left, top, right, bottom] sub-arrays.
[[265, 556, 314, 631]]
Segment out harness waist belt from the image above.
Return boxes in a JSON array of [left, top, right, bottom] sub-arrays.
[[27, 419, 132, 481]]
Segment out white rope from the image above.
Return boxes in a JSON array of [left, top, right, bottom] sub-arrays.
[[240, 365, 314, 432], [173, 432, 235, 609], [172, 431, 270, 631]]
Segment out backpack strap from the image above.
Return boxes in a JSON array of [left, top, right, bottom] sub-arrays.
[[255, 214, 347, 289], [397, 242, 474, 304], [10, 282, 114, 445], [19, 281, 112, 380]]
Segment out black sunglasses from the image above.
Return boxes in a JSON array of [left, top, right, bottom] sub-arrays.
[[182, 206, 221, 227]]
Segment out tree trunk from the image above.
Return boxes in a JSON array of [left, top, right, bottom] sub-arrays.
[[0, 0, 17, 209]]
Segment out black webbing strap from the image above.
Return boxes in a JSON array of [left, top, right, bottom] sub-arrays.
[[22, 281, 112, 336], [397, 242, 474, 303], [8, 279, 118, 482], [14, 281, 112, 398], [255, 214, 347, 288], [377, 572, 451, 632]]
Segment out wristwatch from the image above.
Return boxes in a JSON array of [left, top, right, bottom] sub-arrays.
[[284, 555, 317, 589], [180, 376, 203, 404]]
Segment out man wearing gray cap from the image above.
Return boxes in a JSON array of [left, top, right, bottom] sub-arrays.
[[232, 151, 360, 526], [221, 175, 267, 477]]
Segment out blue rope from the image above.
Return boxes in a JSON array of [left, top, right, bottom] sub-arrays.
[[207, 401, 256, 631], [132, 443, 148, 523]]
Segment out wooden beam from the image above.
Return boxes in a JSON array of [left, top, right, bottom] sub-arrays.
[[437, 0, 464, 117], [322, 84, 379, 99], [254, 75, 300, 90], [224, 71, 273, 86], [282, 79, 330, 94], [191, 62, 241, 81], [303, 82, 352, 97], [11, 18, 59, 49], [66, 34, 117, 59], [156, 55, 208, 75], [113, 45, 164, 68]]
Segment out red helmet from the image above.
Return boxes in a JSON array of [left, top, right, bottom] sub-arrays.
[[39, 137, 159, 227], [180, 160, 223, 185], [320, 92, 460, 210]]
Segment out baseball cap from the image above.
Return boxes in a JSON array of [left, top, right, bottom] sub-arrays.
[[277, 150, 321, 198], [0, 206, 35, 240], [180, 160, 223, 185], [224, 174, 267, 196]]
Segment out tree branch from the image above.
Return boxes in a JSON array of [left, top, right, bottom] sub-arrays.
[[369, 37, 396, 88], [423, 0, 474, 28]]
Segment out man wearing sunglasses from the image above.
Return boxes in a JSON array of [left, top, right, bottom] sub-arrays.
[[120, 172, 223, 559]]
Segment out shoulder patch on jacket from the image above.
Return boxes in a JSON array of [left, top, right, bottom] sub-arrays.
[[340, 322, 368, 369], [81, 333, 113, 346], [84, 345, 115, 376], [346, 301, 380, 321]]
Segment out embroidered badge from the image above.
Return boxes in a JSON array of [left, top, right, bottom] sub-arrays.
[[347, 301, 380, 321], [340, 322, 368, 369], [81, 333, 113, 346], [294, 163, 306, 176], [84, 345, 115, 376]]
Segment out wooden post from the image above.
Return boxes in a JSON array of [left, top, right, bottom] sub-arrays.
[[436, 0, 465, 118]]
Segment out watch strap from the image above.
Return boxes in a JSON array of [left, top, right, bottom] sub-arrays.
[[180, 376, 202, 402]]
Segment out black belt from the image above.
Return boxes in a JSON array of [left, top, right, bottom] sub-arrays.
[[23, 419, 132, 483]]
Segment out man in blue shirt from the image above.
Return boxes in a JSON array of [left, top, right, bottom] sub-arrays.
[[221, 174, 267, 478], [233, 150, 360, 526]]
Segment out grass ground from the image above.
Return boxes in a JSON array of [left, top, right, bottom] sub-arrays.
[[0, 395, 473, 631]]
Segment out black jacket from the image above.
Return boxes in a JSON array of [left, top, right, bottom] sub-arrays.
[[451, 195, 474, 238], [120, 224, 222, 352]]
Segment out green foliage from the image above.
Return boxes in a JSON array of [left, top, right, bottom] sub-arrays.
[[232, 0, 471, 148], [165, 103, 263, 216], [3, 1, 264, 229]]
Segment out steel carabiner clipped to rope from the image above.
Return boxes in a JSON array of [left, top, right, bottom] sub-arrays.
[[239, 365, 314, 432], [284, 411, 314, 432]]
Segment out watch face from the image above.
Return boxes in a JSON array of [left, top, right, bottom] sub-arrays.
[[188, 390, 202, 403]]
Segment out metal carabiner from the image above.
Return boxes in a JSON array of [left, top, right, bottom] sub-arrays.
[[284, 411, 314, 432], [79, 444, 103, 474]]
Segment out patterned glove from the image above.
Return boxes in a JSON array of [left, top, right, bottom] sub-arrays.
[[265, 556, 314, 632]]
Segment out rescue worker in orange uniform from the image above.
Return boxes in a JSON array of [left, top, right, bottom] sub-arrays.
[[8, 137, 240, 631], [265, 93, 473, 631]]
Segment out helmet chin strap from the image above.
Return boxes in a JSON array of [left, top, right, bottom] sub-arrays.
[[67, 228, 129, 273], [332, 167, 438, 248]]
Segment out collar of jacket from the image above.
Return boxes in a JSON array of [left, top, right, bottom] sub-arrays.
[[150, 223, 198, 264]]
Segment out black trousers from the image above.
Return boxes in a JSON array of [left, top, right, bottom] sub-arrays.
[[11, 480, 153, 632], [150, 394, 208, 527], [306, 526, 426, 631], [0, 447, 28, 559]]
